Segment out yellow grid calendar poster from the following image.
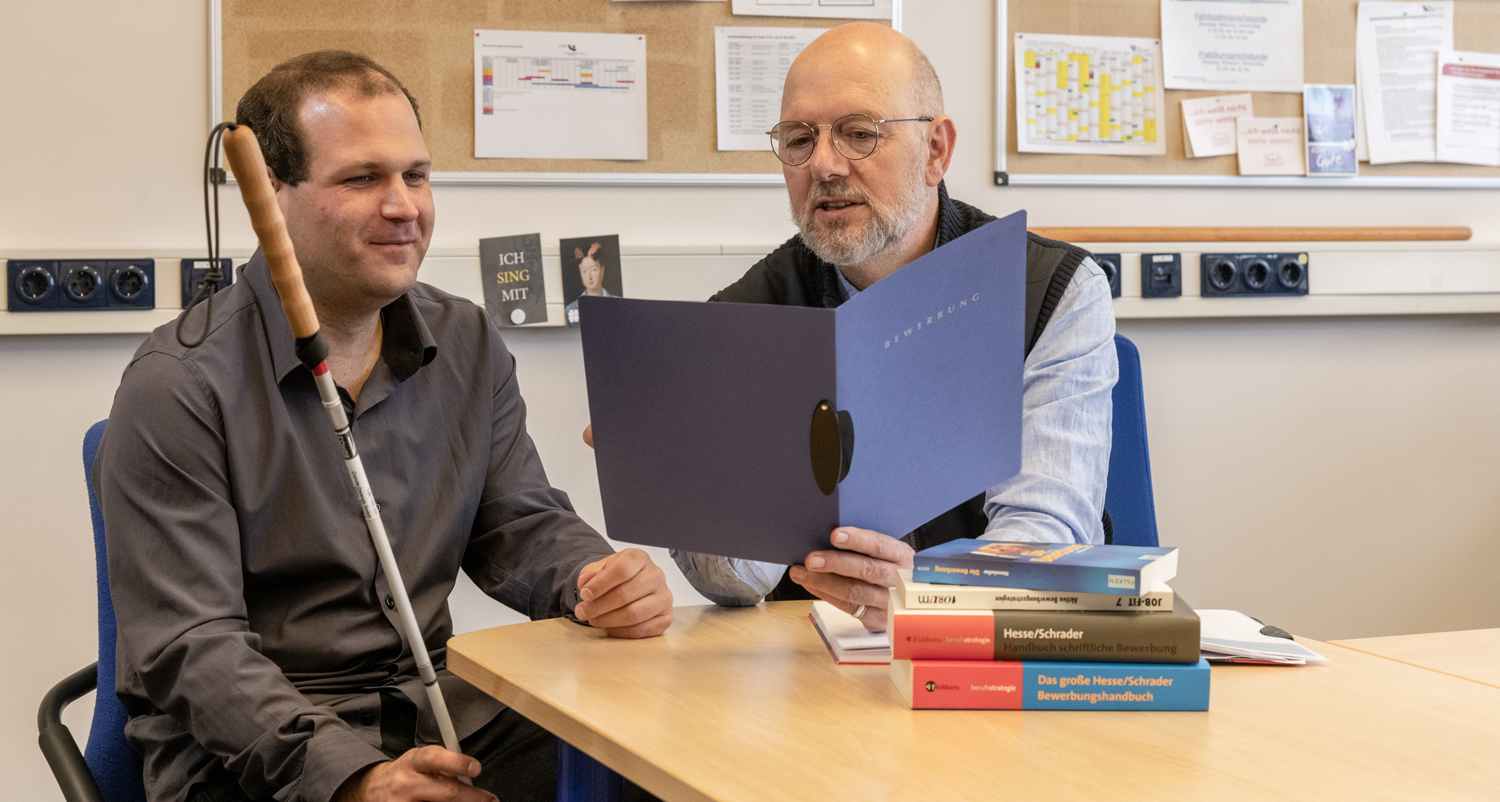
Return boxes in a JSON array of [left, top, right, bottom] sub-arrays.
[[1015, 33, 1166, 156]]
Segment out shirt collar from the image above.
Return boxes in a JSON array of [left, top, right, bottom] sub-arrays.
[[243, 250, 438, 384]]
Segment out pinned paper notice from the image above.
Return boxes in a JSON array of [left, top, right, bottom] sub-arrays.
[[1180, 94, 1252, 158], [1436, 50, 1500, 167], [1236, 117, 1305, 175], [1357, 1, 1453, 164]]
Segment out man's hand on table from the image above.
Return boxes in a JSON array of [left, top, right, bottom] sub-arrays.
[[576, 548, 674, 638], [790, 527, 914, 632], [334, 746, 493, 802]]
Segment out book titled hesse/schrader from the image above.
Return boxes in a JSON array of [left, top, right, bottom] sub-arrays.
[[912, 540, 1178, 597], [889, 589, 1200, 664]]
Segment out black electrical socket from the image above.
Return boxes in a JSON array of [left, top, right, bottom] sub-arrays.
[[107, 261, 155, 309], [9, 260, 59, 311], [180, 258, 235, 309], [1141, 253, 1182, 298], [59, 261, 109, 309], [1094, 252, 1122, 299], [1201, 252, 1309, 297]]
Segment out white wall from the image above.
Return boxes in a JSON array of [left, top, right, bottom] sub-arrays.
[[5, 1, 1500, 799]]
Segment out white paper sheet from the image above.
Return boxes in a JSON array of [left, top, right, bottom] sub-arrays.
[[474, 30, 648, 160], [715, 26, 825, 151], [1237, 116, 1305, 174], [1160, 0, 1304, 93], [1356, 1, 1453, 164], [1181, 93, 1253, 157], [1436, 50, 1500, 167], [1014, 33, 1167, 156], [1198, 609, 1329, 663], [731, 0, 891, 20]]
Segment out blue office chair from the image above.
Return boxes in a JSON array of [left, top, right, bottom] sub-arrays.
[[39, 420, 145, 802], [1104, 333, 1161, 548]]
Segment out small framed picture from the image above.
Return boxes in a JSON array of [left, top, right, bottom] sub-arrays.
[[560, 235, 624, 328], [1304, 84, 1358, 177]]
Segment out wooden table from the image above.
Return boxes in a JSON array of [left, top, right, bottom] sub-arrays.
[[1332, 628, 1500, 689], [449, 603, 1500, 802]]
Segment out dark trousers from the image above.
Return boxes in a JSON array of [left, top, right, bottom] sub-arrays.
[[187, 696, 658, 802]]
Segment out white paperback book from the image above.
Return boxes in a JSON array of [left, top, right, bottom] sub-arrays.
[[809, 602, 891, 665]]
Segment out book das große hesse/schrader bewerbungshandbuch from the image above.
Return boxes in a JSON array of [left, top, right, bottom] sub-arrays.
[[911, 539, 1178, 596], [895, 569, 1174, 611], [888, 588, 1200, 664], [890, 657, 1211, 710]]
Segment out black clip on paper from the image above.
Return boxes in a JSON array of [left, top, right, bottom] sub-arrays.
[[1250, 617, 1295, 641], [1259, 625, 1294, 640], [809, 400, 854, 496]]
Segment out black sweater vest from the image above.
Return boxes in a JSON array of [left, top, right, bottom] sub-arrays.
[[710, 183, 1098, 601]]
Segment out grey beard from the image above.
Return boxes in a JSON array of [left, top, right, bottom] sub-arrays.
[[792, 172, 931, 269]]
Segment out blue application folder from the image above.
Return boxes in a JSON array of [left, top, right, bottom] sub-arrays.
[[580, 210, 1028, 566]]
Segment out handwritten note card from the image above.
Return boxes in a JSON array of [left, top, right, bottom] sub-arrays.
[[1236, 117, 1305, 175], [1180, 93, 1253, 157]]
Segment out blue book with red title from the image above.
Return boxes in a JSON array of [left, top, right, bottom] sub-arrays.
[[911, 539, 1178, 597], [891, 657, 1210, 710]]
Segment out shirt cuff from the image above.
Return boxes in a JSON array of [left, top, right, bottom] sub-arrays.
[[561, 561, 588, 623], [287, 726, 389, 802], [670, 549, 784, 606]]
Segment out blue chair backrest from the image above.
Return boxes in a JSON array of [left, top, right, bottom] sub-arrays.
[[82, 420, 147, 802], [1104, 335, 1160, 548]]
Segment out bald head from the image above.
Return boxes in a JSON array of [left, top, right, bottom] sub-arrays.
[[783, 23, 943, 119], [776, 23, 957, 281]]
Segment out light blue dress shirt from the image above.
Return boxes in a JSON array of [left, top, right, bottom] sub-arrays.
[[673, 257, 1118, 606]]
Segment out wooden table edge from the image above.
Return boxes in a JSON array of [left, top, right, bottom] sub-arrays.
[[448, 646, 717, 802], [1326, 638, 1500, 691]]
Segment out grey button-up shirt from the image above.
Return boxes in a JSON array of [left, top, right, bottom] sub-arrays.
[[95, 253, 614, 802]]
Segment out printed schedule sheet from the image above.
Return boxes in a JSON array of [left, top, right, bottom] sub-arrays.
[[1015, 32, 1167, 156], [715, 27, 824, 151]]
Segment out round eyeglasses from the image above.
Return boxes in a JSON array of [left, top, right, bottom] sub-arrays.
[[766, 114, 935, 166]]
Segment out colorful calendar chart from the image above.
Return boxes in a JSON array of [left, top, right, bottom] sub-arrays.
[[1014, 33, 1166, 156]]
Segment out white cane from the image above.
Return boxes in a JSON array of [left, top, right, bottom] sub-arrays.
[[220, 124, 466, 761]]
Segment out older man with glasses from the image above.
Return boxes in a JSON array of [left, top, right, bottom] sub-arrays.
[[669, 23, 1119, 633]]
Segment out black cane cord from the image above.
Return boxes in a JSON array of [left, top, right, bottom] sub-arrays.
[[177, 121, 239, 348]]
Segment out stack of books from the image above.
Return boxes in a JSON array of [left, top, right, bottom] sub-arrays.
[[888, 539, 1210, 710]]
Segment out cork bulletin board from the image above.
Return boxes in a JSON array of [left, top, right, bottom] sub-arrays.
[[996, 0, 1500, 186], [215, 0, 896, 184]]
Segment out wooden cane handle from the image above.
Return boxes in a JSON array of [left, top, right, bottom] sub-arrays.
[[221, 126, 321, 340]]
